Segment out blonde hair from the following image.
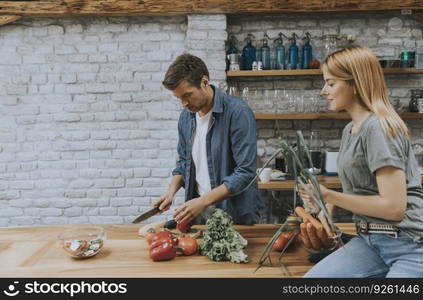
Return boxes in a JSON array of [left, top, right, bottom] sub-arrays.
[[322, 45, 409, 137]]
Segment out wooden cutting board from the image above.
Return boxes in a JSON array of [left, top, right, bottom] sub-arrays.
[[0, 223, 356, 278]]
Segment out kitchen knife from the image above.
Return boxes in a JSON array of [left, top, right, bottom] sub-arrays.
[[132, 206, 161, 224]]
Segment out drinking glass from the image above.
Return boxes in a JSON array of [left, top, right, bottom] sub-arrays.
[[249, 89, 261, 113], [228, 85, 238, 97], [418, 99, 423, 113], [241, 87, 250, 105], [263, 89, 274, 112], [274, 89, 286, 113], [295, 94, 304, 113], [307, 95, 319, 113], [287, 92, 296, 113]]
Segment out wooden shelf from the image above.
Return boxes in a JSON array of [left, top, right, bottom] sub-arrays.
[[227, 69, 322, 77], [258, 175, 423, 190], [259, 175, 341, 190], [255, 112, 423, 120], [227, 68, 423, 77], [2, 1, 421, 18]]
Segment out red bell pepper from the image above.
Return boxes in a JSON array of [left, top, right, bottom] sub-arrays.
[[149, 235, 174, 249], [149, 239, 177, 261], [146, 230, 173, 245]]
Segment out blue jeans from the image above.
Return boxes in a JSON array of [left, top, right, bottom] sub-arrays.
[[304, 231, 423, 277]]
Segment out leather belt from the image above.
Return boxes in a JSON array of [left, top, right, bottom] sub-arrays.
[[356, 220, 399, 238]]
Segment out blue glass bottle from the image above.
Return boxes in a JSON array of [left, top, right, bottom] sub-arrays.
[[260, 34, 271, 70], [274, 32, 286, 70], [288, 33, 299, 70], [242, 34, 256, 70], [301, 32, 313, 69]]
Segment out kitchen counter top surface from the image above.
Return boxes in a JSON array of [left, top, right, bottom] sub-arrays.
[[0, 223, 356, 278]]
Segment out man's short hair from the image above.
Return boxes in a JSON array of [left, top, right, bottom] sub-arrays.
[[162, 53, 209, 90]]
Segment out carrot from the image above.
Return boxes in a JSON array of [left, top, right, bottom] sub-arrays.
[[296, 206, 334, 247], [295, 207, 322, 231], [306, 223, 321, 250], [300, 222, 312, 249]]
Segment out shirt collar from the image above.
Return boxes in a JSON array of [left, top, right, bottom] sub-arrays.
[[210, 85, 224, 114]]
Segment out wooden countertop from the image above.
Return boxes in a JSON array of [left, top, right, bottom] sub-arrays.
[[259, 175, 342, 190], [0, 223, 356, 278], [259, 175, 423, 190]]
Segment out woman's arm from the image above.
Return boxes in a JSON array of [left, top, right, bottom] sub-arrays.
[[323, 166, 407, 221]]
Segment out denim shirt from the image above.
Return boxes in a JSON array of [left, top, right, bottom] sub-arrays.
[[172, 86, 264, 219]]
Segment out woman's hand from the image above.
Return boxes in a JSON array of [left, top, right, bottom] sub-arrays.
[[298, 183, 329, 202], [298, 183, 331, 214], [295, 206, 335, 251]]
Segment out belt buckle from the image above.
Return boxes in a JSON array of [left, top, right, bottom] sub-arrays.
[[388, 231, 399, 238], [359, 220, 368, 234]]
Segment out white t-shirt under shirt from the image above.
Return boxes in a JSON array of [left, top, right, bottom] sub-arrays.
[[192, 110, 212, 196]]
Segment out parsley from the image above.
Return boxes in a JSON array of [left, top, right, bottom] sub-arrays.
[[199, 209, 248, 263]]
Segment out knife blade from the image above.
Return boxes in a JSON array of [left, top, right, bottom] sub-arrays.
[[132, 207, 161, 224]]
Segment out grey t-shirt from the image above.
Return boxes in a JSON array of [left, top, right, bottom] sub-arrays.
[[337, 113, 423, 242]]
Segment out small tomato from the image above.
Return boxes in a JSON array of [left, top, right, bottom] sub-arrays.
[[309, 60, 320, 69], [176, 220, 192, 233], [176, 236, 198, 256]]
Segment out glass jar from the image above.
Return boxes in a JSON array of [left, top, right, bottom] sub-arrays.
[[409, 89, 423, 112], [322, 34, 339, 59]]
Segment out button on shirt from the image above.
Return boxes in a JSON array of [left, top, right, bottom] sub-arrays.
[[192, 110, 212, 196]]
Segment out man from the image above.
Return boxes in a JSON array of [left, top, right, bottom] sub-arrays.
[[153, 53, 264, 225]]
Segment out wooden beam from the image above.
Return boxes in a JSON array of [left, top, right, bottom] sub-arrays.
[[0, 1, 421, 17], [0, 15, 21, 26]]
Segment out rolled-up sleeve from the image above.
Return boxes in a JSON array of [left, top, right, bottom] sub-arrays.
[[364, 122, 406, 174], [221, 107, 257, 193], [172, 115, 187, 181]]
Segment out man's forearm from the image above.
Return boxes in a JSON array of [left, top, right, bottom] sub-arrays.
[[167, 174, 184, 196], [202, 184, 231, 207]]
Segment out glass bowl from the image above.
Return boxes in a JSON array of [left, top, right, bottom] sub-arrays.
[[58, 226, 106, 258]]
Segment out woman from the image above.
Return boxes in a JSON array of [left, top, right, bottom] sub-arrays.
[[299, 45, 423, 277]]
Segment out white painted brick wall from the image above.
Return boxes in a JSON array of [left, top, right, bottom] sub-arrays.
[[1, 13, 421, 226], [0, 16, 199, 226]]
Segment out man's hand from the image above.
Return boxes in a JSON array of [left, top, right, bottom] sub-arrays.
[[153, 191, 174, 212], [173, 197, 208, 225], [295, 206, 334, 251]]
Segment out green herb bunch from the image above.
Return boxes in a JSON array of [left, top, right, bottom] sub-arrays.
[[200, 209, 248, 264]]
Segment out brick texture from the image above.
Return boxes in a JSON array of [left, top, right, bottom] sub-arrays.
[[0, 13, 422, 226]]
